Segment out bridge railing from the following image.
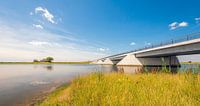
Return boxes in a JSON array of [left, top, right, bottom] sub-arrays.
[[99, 31, 200, 60], [132, 31, 200, 52]]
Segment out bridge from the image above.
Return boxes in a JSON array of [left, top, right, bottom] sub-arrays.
[[92, 32, 200, 66]]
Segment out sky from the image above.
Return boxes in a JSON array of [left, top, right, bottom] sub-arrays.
[[0, 0, 200, 62]]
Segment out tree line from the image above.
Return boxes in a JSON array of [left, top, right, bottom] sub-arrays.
[[33, 57, 54, 63]]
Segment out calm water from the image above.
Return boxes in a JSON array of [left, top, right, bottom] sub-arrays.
[[0, 64, 199, 106]]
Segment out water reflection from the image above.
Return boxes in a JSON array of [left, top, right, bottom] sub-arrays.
[[33, 65, 54, 71], [98, 65, 143, 73], [99, 64, 200, 74], [44, 65, 53, 71]]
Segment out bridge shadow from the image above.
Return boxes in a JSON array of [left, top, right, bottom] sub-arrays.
[[114, 65, 180, 74], [110, 56, 181, 73]]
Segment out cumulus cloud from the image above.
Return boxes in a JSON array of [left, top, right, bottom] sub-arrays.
[[179, 22, 188, 27], [33, 24, 43, 29], [130, 42, 136, 46], [35, 7, 55, 24], [169, 21, 188, 30], [169, 22, 178, 30]]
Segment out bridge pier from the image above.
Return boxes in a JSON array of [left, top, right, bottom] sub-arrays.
[[101, 58, 113, 65], [117, 54, 142, 66], [92, 55, 180, 66], [96, 60, 103, 64], [117, 54, 180, 66]]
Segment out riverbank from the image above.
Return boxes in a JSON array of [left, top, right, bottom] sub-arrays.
[[181, 62, 200, 64], [0, 61, 91, 64], [37, 72, 200, 106]]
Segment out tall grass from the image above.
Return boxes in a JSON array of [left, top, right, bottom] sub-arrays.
[[38, 72, 200, 106]]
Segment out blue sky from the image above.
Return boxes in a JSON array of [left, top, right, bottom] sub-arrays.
[[0, 0, 200, 61]]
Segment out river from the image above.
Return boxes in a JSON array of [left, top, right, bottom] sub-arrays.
[[0, 64, 199, 105]]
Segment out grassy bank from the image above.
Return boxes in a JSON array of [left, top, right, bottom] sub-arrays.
[[181, 62, 200, 64], [38, 72, 200, 106], [0, 61, 91, 64]]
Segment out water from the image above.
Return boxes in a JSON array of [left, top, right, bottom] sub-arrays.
[[0, 64, 106, 106], [0, 64, 199, 105]]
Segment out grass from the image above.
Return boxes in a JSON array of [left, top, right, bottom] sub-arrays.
[[38, 72, 200, 106], [181, 62, 200, 64], [0, 61, 91, 64]]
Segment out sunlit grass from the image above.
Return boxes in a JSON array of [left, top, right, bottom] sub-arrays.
[[38, 72, 200, 106]]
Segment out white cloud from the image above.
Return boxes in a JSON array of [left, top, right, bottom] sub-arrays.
[[98, 48, 109, 52], [33, 24, 43, 29], [0, 21, 107, 61], [29, 41, 51, 46], [169, 22, 178, 27], [169, 21, 188, 30], [195, 17, 200, 21], [179, 22, 188, 27], [28, 41, 62, 47], [35, 7, 55, 24], [130, 42, 136, 46], [195, 17, 200, 23], [169, 22, 178, 30]]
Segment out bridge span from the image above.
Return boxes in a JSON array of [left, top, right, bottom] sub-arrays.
[[92, 32, 200, 66]]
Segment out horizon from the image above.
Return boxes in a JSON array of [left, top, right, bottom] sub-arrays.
[[1, 0, 200, 62]]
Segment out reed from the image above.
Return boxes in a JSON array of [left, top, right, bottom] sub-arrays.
[[38, 72, 200, 106]]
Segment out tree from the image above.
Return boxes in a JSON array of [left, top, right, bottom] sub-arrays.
[[33, 59, 39, 62], [45, 57, 54, 62]]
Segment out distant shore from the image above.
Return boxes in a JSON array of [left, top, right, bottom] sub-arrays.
[[0, 61, 91, 64]]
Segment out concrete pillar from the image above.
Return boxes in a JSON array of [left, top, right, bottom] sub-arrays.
[[117, 54, 180, 66], [117, 54, 143, 66], [96, 60, 103, 64], [101, 58, 113, 65]]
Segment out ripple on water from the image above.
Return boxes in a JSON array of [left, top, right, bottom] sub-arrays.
[[30, 81, 50, 86]]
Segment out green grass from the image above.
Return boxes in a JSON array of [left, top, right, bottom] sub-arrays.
[[38, 72, 200, 106], [0, 61, 91, 64]]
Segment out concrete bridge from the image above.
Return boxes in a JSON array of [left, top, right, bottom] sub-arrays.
[[92, 32, 200, 66]]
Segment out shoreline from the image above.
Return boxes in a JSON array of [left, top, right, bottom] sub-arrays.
[[33, 84, 70, 106], [36, 72, 200, 105], [30, 83, 70, 106]]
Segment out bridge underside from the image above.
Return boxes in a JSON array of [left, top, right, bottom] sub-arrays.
[[92, 38, 200, 66], [93, 54, 180, 66], [117, 54, 180, 66]]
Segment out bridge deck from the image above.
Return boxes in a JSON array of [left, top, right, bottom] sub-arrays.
[[99, 32, 200, 60]]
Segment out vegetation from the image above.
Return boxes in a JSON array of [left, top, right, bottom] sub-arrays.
[[33, 59, 39, 62], [182, 62, 200, 64], [44, 57, 54, 62], [38, 72, 200, 106], [33, 57, 54, 63]]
